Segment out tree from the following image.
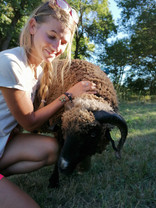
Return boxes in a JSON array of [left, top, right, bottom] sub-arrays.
[[108, 0, 156, 95], [123, 75, 153, 95], [0, 0, 42, 51], [98, 38, 130, 91], [68, 0, 116, 59], [115, 0, 156, 62]]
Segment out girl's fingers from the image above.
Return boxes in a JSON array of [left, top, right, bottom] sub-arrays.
[[82, 81, 96, 90], [67, 81, 97, 97]]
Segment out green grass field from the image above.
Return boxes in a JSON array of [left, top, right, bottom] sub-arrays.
[[10, 102, 156, 208]]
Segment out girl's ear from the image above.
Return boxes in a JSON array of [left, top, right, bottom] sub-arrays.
[[29, 18, 37, 35]]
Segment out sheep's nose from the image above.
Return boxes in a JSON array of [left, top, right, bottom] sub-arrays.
[[59, 157, 69, 169]]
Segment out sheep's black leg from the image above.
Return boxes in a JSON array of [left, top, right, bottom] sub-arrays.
[[48, 125, 64, 188], [48, 162, 59, 188]]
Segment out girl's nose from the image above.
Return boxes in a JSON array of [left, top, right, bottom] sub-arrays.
[[52, 40, 63, 56], [53, 39, 61, 52]]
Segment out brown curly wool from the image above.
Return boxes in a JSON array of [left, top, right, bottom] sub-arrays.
[[37, 59, 118, 130], [61, 108, 95, 134]]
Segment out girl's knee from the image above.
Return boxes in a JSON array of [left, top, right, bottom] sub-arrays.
[[43, 136, 59, 165]]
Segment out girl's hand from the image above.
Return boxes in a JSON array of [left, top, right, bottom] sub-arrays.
[[67, 81, 97, 98]]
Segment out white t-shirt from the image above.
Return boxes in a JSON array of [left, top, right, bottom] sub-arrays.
[[0, 47, 43, 157]]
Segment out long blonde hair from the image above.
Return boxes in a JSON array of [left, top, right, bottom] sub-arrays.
[[20, 0, 77, 107]]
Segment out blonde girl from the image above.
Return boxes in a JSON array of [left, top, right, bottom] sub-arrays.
[[0, 0, 96, 207]]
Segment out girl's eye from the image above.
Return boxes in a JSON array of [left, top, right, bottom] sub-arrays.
[[48, 35, 56, 40]]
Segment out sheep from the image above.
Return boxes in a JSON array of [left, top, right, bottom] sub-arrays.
[[35, 59, 128, 188]]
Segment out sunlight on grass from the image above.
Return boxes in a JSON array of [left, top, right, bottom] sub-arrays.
[[110, 127, 121, 141], [128, 128, 156, 139]]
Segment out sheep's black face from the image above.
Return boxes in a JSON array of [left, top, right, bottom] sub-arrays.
[[58, 122, 102, 175]]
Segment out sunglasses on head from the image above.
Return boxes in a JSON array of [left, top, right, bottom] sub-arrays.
[[49, 0, 79, 24]]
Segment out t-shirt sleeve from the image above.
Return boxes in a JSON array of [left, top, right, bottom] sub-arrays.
[[0, 54, 26, 91]]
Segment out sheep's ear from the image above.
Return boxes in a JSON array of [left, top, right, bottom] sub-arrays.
[[93, 110, 128, 158]]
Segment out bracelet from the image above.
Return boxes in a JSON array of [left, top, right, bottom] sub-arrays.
[[64, 92, 73, 103]]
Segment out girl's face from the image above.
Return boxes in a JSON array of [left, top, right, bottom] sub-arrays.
[[29, 16, 71, 66]]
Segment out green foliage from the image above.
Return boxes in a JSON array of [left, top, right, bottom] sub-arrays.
[[10, 102, 156, 208], [0, 0, 42, 51], [98, 38, 130, 89], [72, 35, 95, 59], [99, 0, 156, 95], [116, 0, 156, 84], [68, 0, 116, 59]]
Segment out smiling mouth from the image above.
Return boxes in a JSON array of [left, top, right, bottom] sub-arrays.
[[44, 49, 55, 57]]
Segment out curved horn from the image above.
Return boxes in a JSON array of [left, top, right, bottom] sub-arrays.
[[93, 110, 128, 158]]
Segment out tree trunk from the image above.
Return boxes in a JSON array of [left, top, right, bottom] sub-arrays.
[[74, 33, 80, 59], [1, 35, 13, 51]]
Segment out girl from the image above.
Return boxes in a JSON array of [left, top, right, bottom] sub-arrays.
[[0, 0, 96, 207]]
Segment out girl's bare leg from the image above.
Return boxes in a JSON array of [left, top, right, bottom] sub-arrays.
[[0, 177, 40, 208], [0, 133, 58, 208], [0, 133, 58, 175]]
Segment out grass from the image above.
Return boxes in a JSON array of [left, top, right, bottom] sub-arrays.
[[10, 102, 156, 208]]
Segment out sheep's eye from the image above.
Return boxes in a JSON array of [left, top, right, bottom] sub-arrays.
[[90, 132, 96, 138]]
